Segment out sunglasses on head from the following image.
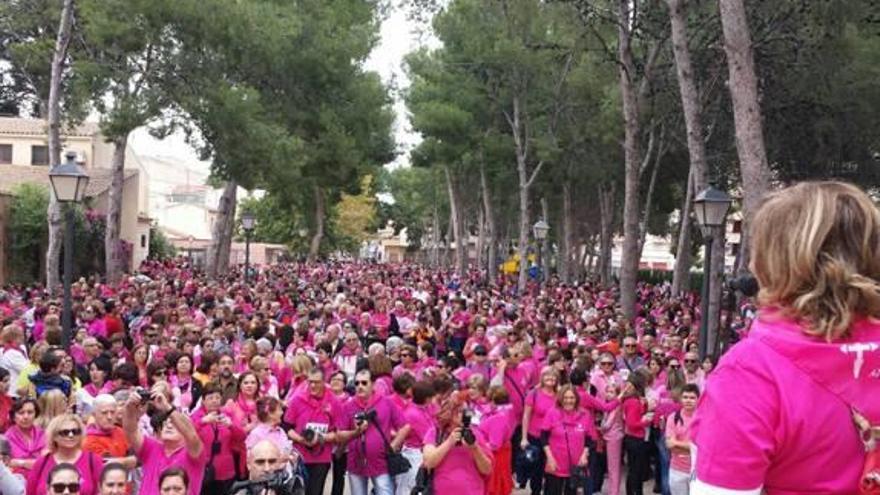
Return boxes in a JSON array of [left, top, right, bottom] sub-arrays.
[[56, 428, 82, 438], [51, 483, 80, 494]]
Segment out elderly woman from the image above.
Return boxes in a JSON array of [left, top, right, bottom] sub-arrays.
[[26, 414, 103, 495]]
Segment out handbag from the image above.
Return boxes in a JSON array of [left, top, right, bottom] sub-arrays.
[[853, 408, 880, 495], [203, 425, 221, 484], [564, 424, 589, 492], [411, 429, 442, 495], [367, 413, 412, 476]]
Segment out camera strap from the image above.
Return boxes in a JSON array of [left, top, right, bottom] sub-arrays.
[[366, 413, 394, 451]]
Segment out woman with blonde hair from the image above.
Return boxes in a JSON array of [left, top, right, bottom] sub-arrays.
[[26, 414, 102, 495], [36, 389, 68, 429], [692, 182, 880, 494]]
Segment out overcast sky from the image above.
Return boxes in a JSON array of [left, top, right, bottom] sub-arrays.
[[130, 3, 433, 173]]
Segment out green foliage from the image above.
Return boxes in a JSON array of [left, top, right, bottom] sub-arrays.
[[8, 184, 49, 282], [6, 185, 106, 282], [148, 224, 176, 260]]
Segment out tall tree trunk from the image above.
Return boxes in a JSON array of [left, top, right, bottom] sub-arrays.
[[431, 204, 440, 267], [307, 185, 325, 262], [207, 181, 237, 278], [672, 168, 695, 294], [540, 197, 550, 280], [719, 0, 772, 275], [475, 205, 485, 276], [444, 165, 466, 276], [479, 160, 497, 283], [638, 127, 665, 255], [104, 135, 128, 283], [560, 182, 574, 283], [598, 183, 616, 287], [45, 0, 75, 292], [618, 0, 642, 318], [510, 95, 532, 295]]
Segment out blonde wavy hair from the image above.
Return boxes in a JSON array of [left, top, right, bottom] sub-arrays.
[[750, 181, 880, 340], [45, 413, 85, 452]]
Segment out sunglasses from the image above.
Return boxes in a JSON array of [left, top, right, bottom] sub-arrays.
[[475, 352, 487, 357], [600, 362, 614, 366], [684, 359, 697, 364], [624, 344, 637, 348], [669, 364, 681, 369], [56, 428, 82, 438], [253, 458, 279, 467], [145, 333, 158, 339], [51, 483, 80, 494], [154, 370, 167, 376], [355, 380, 370, 386]]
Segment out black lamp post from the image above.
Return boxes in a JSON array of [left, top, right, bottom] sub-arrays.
[[241, 211, 256, 283], [693, 185, 732, 360], [48, 151, 89, 351], [533, 219, 549, 282]]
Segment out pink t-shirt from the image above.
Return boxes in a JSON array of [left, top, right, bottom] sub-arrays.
[[402, 402, 435, 449], [525, 388, 557, 438], [27, 451, 102, 495], [137, 436, 207, 495], [540, 408, 591, 478], [477, 405, 517, 451], [691, 314, 880, 493], [423, 426, 492, 495], [665, 410, 694, 472]]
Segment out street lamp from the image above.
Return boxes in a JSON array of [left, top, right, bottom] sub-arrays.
[[48, 151, 89, 350], [533, 219, 550, 282], [693, 184, 732, 360], [241, 211, 256, 283]]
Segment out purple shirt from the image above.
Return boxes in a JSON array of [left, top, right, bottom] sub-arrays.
[[341, 393, 407, 477]]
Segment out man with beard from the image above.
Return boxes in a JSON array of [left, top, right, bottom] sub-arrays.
[[213, 352, 238, 403]]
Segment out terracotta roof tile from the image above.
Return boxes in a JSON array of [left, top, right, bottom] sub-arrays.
[[0, 164, 136, 197], [0, 117, 100, 138]]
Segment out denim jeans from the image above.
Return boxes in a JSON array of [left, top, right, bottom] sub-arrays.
[[348, 473, 394, 495], [654, 428, 672, 495]]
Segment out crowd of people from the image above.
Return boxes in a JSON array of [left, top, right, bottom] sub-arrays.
[[0, 180, 877, 495]]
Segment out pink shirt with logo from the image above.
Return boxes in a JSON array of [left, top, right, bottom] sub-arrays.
[[540, 407, 591, 478], [691, 313, 880, 493], [284, 388, 343, 464]]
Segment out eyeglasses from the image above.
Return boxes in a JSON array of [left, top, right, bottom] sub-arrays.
[[355, 380, 370, 386], [400, 353, 411, 358], [56, 428, 82, 438], [51, 483, 80, 493], [253, 458, 279, 466], [624, 344, 637, 348]]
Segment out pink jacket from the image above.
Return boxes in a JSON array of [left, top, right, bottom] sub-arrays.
[[691, 313, 880, 493]]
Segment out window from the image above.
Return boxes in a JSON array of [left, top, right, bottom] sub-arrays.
[[0, 144, 11, 164], [31, 145, 48, 166], [141, 235, 147, 248]]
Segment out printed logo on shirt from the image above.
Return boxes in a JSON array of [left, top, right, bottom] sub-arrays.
[[305, 422, 329, 434], [840, 342, 879, 379]]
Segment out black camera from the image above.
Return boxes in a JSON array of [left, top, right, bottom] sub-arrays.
[[301, 428, 317, 443], [460, 411, 476, 446], [135, 388, 152, 404], [230, 468, 303, 495], [354, 409, 377, 424], [727, 274, 759, 297]]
